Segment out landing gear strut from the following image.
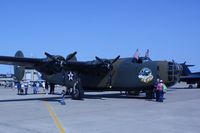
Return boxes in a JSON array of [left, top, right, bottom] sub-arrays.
[[71, 81, 84, 100], [49, 83, 55, 94], [146, 90, 154, 99]]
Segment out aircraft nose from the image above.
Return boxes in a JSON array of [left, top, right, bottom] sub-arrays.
[[168, 61, 183, 84]]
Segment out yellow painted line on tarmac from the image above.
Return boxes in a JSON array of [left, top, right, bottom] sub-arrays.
[[44, 101, 66, 133]]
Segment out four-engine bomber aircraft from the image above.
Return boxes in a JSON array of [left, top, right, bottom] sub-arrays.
[[0, 50, 183, 100]]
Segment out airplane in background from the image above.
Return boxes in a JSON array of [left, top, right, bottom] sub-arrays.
[[180, 62, 200, 88], [0, 49, 183, 100]]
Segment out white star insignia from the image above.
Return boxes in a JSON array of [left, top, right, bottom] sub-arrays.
[[68, 71, 74, 81]]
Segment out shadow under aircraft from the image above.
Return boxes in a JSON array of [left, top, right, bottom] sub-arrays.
[[0, 49, 183, 100]]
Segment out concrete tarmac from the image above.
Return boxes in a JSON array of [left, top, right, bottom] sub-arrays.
[[0, 85, 200, 133]]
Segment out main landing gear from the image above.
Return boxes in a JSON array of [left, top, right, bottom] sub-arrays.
[[71, 81, 84, 100], [146, 90, 155, 99]]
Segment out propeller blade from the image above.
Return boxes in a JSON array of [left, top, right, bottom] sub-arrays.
[[66, 51, 77, 61], [95, 55, 120, 87], [45, 52, 65, 63], [111, 55, 120, 64], [45, 52, 56, 60], [95, 56, 104, 63]]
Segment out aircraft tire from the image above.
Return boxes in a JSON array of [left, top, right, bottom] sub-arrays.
[[189, 84, 193, 88], [128, 91, 140, 96], [72, 81, 84, 100]]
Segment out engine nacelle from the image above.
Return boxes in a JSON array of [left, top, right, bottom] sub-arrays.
[[14, 51, 25, 81]]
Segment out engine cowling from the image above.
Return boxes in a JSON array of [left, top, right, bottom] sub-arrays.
[[14, 51, 25, 81]]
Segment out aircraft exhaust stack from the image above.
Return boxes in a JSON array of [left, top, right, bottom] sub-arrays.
[[14, 50, 25, 81]]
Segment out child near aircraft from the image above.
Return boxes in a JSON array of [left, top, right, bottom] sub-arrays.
[[60, 90, 66, 105]]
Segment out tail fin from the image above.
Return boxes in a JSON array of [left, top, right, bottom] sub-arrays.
[[180, 62, 192, 76], [14, 51, 25, 81]]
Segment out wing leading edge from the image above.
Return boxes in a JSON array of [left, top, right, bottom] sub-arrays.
[[0, 56, 46, 69], [0, 52, 119, 76]]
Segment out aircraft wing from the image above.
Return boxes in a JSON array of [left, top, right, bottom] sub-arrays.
[[67, 55, 120, 74], [0, 51, 117, 76], [0, 56, 46, 69], [63, 61, 108, 74], [0, 55, 109, 75]]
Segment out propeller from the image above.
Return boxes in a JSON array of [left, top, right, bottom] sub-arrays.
[[95, 55, 120, 87], [44, 51, 77, 73], [95, 56, 120, 70], [45, 51, 77, 62], [45, 52, 57, 61]]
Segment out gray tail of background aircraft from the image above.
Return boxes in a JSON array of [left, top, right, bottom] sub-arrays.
[[180, 62, 200, 88]]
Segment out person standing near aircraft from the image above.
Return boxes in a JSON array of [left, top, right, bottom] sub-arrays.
[[45, 81, 49, 95], [17, 82, 21, 95], [33, 82, 37, 94], [154, 78, 160, 99], [60, 90, 66, 105], [24, 82, 28, 95], [156, 80, 164, 102]]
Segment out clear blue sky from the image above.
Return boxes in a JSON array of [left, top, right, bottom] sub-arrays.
[[0, 0, 200, 73]]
